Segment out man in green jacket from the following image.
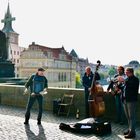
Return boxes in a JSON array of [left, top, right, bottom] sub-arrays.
[[24, 67, 48, 125]]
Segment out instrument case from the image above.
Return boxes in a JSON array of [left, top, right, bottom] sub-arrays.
[[59, 117, 112, 136]]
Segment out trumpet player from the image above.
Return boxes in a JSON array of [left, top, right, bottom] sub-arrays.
[[107, 66, 126, 125]]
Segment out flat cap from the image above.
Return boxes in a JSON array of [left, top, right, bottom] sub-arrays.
[[38, 67, 45, 71]]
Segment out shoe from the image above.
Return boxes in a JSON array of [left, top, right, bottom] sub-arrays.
[[24, 121, 29, 125], [123, 130, 129, 135], [124, 131, 136, 139], [37, 121, 41, 125]]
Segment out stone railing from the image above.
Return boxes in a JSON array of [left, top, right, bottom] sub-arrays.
[[0, 84, 140, 123]]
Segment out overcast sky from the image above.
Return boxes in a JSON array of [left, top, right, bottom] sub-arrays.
[[0, 0, 140, 65]]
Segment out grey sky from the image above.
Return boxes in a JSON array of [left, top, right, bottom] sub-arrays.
[[0, 0, 140, 65]]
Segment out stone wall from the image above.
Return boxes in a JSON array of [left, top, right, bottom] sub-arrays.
[[0, 85, 85, 116], [0, 85, 140, 123]]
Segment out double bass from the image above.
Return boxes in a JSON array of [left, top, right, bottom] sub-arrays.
[[59, 62, 110, 134], [88, 60, 105, 117]]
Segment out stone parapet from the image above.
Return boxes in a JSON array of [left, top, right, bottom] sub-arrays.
[[0, 85, 140, 123]]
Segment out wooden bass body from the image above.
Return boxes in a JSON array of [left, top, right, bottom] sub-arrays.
[[89, 83, 105, 117]]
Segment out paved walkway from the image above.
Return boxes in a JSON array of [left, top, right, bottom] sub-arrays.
[[0, 105, 140, 140]]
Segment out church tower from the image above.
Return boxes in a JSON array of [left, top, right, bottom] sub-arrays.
[[1, 2, 25, 77], [1, 2, 19, 61], [1, 3, 19, 45]]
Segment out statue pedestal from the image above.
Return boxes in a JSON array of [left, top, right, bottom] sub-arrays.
[[0, 61, 15, 78]]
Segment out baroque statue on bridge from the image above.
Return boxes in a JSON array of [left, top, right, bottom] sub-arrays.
[[0, 30, 8, 61]]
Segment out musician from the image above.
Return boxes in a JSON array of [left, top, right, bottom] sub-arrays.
[[120, 67, 139, 139], [82, 66, 100, 118], [107, 66, 126, 125], [24, 67, 48, 125]]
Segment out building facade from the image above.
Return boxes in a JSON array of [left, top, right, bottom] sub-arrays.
[[70, 49, 89, 78], [19, 43, 76, 88]]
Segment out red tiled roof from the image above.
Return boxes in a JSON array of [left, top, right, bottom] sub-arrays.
[[28, 44, 72, 61]]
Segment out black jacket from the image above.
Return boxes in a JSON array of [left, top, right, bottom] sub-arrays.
[[82, 71, 100, 91], [124, 75, 139, 102]]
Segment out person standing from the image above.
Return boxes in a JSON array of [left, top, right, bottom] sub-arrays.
[[107, 66, 126, 125], [122, 67, 139, 139], [24, 67, 48, 125], [82, 66, 100, 118]]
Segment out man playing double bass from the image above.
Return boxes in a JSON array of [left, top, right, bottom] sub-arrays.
[[82, 66, 100, 118]]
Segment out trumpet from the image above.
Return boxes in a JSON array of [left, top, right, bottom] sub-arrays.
[[112, 78, 118, 83], [107, 77, 118, 83], [111, 75, 127, 83]]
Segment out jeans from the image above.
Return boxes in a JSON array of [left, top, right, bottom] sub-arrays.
[[123, 101, 137, 133], [25, 95, 43, 121]]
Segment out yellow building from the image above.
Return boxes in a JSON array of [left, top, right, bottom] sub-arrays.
[[19, 42, 76, 88]]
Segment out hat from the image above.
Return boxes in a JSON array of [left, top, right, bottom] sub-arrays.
[[38, 67, 45, 71]]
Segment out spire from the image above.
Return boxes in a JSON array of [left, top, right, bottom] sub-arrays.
[[70, 49, 78, 58], [1, 2, 16, 33]]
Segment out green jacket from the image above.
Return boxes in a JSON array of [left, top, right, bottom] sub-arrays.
[[25, 73, 48, 93]]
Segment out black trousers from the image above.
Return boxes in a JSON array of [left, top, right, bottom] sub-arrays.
[[85, 90, 90, 118], [25, 95, 43, 121]]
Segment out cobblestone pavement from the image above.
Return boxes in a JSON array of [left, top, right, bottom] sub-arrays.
[[0, 105, 140, 140]]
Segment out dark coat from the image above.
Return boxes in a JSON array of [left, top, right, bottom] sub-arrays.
[[124, 75, 139, 102], [82, 71, 100, 92]]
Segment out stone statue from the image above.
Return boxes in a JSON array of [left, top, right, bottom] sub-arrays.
[[0, 31, 8, 61]]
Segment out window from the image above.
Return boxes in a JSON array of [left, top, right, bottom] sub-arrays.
[[64, 73, 66, 81]]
